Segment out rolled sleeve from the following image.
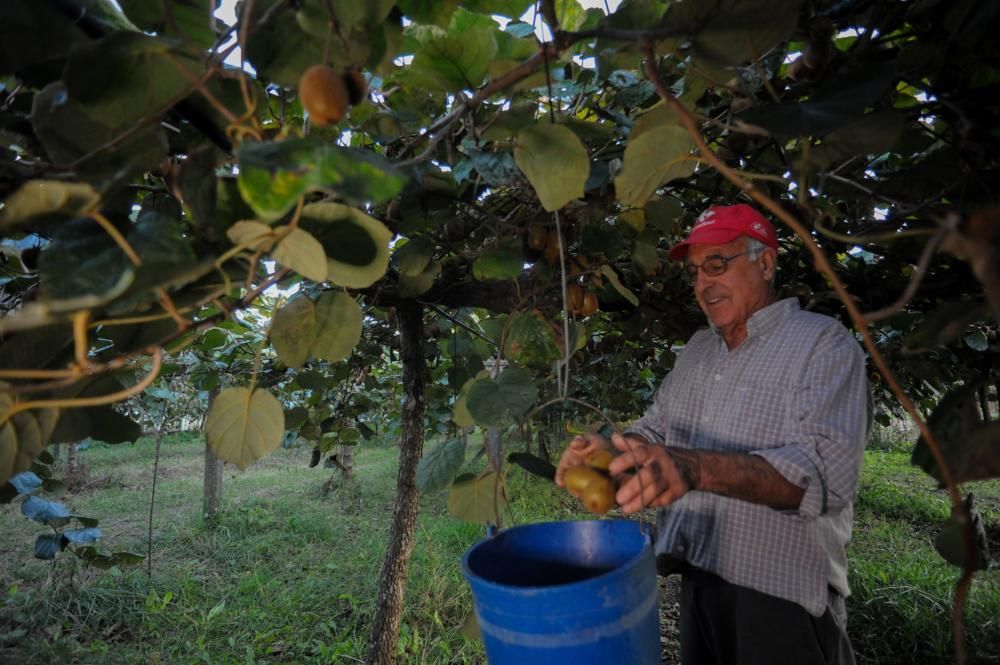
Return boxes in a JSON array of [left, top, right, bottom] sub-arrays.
[[752, 328, 871, 520], [753, 443, 827, 518]]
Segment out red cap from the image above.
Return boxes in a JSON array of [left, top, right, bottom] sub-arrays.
[[667, 204, 777, 260]]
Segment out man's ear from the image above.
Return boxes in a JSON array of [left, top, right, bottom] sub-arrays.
[[760, 247, 777, 282]]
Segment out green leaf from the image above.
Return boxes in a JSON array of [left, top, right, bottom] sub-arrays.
[[110, 551, 146, 567], [45, 376, 137, 445], [408, 25, 498, 91], [600, 265, 639, 306], [399, 0, 461, 25], [616, 126, 697, 208], [415, 438, 467, 493], [300, 203, 394, 289], [270, 295, 316, 369], [738, 61, 898, 138], [236, 138, 407, 222], [33, 533, 63, 560], [0, 181, 99, 228], [514, 123, 589, 212], [503, 311, 562, 369], [37, 217, 134, 306], [64, 29, 203, 129], [453, 147, 520, 187], [903, 301, 987, 350], [398, 261, 441, 297], [310, 291, 363, 363], [118, 0, 218, 49], [57, 404, 139, 445], [63, 527, 102, 545], [0, 0, 90, 78], [394, 236, 436, 277], [296, 371, 331, 392], [447, 471, 508, 524], [912, 380, 1000, 484], [272, 228, 328, 282], [507, 452, 557, 481], [284, 406, 311, 429], [21, 495, 70, 524], [679, 0, 802, 66], [632, 230, 660, 274], [465, 367, 537, 428], [205, 387, 285, 470], [0, 325, 74, 372], [934, 495, 990, 571], [462, 1, 534, 19], [244, 3, 327, 88], [473, 240, 524, 281]]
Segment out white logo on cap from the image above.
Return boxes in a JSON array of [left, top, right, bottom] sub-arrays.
[[752, 221, 766, 235], [695, 210, 716, 227]]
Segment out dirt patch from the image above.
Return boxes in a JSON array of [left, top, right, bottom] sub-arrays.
[[658, 575, 681, 664]]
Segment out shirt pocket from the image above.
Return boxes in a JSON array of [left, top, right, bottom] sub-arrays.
[[728, 379, 793, 449]]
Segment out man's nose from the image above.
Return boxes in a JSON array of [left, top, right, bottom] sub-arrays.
[[694, 267, 715, 291]]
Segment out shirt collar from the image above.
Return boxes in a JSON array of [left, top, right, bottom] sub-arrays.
[[710, 297, 800, 343]]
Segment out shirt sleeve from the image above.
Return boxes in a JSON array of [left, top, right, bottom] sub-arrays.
[[751, 325, 872, 519]]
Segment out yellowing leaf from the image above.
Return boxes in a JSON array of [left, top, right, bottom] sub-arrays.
[[0, 180, 100, 227], [629, 103, 679, 142], [600, 265, 639, 307], [270, 294, 316, 368], [514, 124, 589, 212], [205, 387, 285, 470], [272, 227, 328, 282], [310, 291, 362, 363], [452, 377, 476, 428], [619, 208, 646, 233], [0, 385, 59, 485], [616, 125, 697, 208], [226, 220, 276, 251], [447, 471, 508, 524]]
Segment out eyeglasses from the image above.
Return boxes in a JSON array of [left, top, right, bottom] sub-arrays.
[[684, 252, 748, 279]]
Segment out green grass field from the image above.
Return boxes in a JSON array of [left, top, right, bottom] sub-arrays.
[[0, 434, 998, 664]]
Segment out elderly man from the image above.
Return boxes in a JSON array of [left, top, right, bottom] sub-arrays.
[[557, 203, 871, 665]]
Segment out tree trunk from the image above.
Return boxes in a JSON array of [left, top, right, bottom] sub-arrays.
[[485, 428, 503, 472], [366, 299, 426, 665], [978, 386, 991, 421], [203, 444, 224, 523], [203, 389, 223, 525], [67, 441, 81, 485]]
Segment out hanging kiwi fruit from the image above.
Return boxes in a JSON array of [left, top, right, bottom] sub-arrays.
[[527, 223, 548, 251], [298, 64, 368, 126]]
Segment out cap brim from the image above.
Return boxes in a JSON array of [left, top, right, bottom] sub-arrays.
[[667, 227, 745, 260]]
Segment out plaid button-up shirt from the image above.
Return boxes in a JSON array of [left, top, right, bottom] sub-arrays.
[[626, 297, 872, 617]]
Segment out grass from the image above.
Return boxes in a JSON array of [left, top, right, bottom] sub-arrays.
[[0, 435, 998, 664]]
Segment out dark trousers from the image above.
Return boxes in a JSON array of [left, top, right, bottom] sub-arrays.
[[679, 569, 856, 665]]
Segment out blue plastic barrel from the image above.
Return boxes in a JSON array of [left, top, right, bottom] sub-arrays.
[[461, 520, 660, 663]]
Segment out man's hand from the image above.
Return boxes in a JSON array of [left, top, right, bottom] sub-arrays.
[[554, 433, 610, 487], [608, 433, 700, 514]]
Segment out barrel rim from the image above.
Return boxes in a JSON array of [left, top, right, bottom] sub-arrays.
[[460, 519, 653, 596]]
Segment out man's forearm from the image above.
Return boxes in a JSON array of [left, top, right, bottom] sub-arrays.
[[664, 448, 805, 510]]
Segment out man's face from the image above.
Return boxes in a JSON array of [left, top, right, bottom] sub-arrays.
[[687, 237, 775, 343]]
